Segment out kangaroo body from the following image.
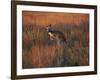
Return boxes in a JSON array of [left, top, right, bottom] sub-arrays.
[[46, 26, 67, 46]]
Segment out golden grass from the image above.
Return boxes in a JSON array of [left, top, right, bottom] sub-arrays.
[[22, 44, 89, 68], [23, 45, 60, 68], [22, 11, 89, 27]]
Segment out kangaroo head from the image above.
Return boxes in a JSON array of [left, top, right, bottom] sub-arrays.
[[46, 24, 55, 40], [46, 24, 52, 32]]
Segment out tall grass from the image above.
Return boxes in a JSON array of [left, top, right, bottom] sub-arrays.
[[22, 23, 89, 68]]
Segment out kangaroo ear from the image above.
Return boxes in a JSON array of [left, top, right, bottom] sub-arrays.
[[49, 24, 52, 27], [46, 24, 52, 30], [48, 24, 52, 29]]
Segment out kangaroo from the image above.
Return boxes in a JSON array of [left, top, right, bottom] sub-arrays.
[[46, 25, 67, 46], [46, 25, 70, 66]]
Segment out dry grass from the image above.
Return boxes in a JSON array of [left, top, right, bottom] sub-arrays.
[[22, 11, 89, 68], [22, 45, 89, 68], [23, 45, 60, 68], [22, 24, 89, 68]]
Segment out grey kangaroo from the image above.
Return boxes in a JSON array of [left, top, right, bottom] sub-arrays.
[[46, 24, 70, 66], [46, 24, 67, 46]]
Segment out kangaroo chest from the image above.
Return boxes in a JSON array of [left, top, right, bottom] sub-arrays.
[[48, 32, 54, 37], [48, 32, 62, 40]]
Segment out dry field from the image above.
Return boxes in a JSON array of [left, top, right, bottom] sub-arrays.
[[22, 11, 89, 68]]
